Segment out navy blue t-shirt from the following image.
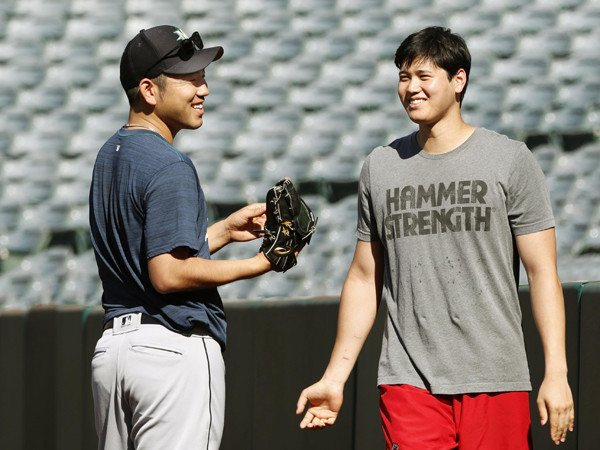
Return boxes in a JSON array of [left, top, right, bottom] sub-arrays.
[[89, 128, 226, 350]]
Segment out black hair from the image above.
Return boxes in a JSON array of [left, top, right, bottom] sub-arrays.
[[394, 27, 471, 103], [125, 73, 167, 107]]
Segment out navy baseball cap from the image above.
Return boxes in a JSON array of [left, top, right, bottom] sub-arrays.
[[120, 25, 224, 90]]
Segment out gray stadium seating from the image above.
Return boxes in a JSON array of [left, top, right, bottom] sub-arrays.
[[1, 0, 599, 310]]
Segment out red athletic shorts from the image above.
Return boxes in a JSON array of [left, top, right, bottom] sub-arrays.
[[379, 384, 532, 450]]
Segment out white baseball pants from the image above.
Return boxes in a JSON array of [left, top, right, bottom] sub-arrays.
[[91, 315, 225, 450]]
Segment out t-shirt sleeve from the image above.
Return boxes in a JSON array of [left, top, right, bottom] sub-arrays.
[[144, 161, 202, 259], [356, 156, 379, 242], [506, 144, 555, 235]]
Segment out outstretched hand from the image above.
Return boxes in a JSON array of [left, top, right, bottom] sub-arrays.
[[296, 379, 344, 430], [225, 203, 266, 243]]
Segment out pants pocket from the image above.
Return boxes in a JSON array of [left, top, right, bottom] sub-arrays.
[[129, 344, 184, 359]]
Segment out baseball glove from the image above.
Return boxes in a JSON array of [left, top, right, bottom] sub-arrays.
[[260, 177, 317, 272]]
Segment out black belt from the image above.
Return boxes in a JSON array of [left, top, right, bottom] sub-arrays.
[[103, 314, 161, 331]]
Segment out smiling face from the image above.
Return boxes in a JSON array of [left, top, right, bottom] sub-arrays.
[[154, 69, 210, 135], [398, 58, 466, 127]]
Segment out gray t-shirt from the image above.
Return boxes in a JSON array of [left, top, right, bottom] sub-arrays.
[[356, 127, 554, 395]]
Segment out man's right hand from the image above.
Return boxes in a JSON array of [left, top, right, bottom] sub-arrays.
[[296, 379, 344, 429]]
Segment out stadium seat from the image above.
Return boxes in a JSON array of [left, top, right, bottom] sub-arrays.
[[556, 81, 600, 112], [336, 0, 384, 13], [289, 0, 335, 13], [45, 57, 101, 88], [463, 81, 506, 113], [300, 106, 356, 134], [369, 58, 399, 86], [540, 0, 586, 10], [559, 196, 595, 230], [460, 109, 503, 131], [237, 0, 288, 15], [0, 58, 45, 89], [0, 200, 22, 232], [51, 180, 91, 208], [433, 0, 480, 12], [65, 204, 90, 230], [501, 109, 545, 134], [67, 130, 111, 158], [214, 55, 271, 85], [231, 81, 289, 111], [504, 81, 557, 113], [218, 154, 265, 183], [3, 227, 49, 255], [67, 80, 123, 113], [184, 12, 239, 39], [291, 11, 340, 37], [574, 227, 600, 256], [571, 30, 600, 57], [501, 7, 557, 34], [6, 11, 66, 41], [202, 177, 249, 206], [358, 106, 414, 137], [178, 131, 232, 165], [531, 144, 560, 176], [491, 56, 550, 84], [55, 269, 102, 305], [555, 221, 587, 257], [468, 31, 518, 60], [383, 0, 433, 13], [1, 0, 600, 300], [181, 0, 231, 15], [391, 9, 448, 32], [239, 12, 291, 37], [357, 29, 410, 62], [557, 5, 600, 33], [336, 129, 387, 157], [0, 85, 19, 109], [480, 0, 532, 11], [32, 107, 84, 135], [287, 130, 340, 158], [543, 106, 589, 134], [518, 30, 572, 58], [270, 57, 323, 86], [303, 31, 356, 61], [339, 9, 391, 36], [447, 8, 502, 36], [246, 106, 302, 134], [309, 150, 363, 183], [288, 83, 344, 111], [320, 55, 376, 87], [232, 130, 290, 159], [9, 131, 67, 159], [343, 81, 395, 111], [0, 270, 34, 309]]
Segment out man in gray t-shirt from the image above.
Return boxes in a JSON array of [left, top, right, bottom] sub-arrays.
[[297, 26, 574, 448]]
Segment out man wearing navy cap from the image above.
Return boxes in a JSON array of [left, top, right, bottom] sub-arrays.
[[89, 25, 274, 450]]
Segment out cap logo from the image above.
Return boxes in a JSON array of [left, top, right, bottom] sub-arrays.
[[173, 29, 188, 42]]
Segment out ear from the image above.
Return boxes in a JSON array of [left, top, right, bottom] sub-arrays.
[[453, 68, 468, 95], [138, 78, 160, 106]]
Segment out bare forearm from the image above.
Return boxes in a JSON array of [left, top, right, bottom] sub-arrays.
[[516, 229, 574, 442], [322, 278, 380, 384], [207, 221, 229, 254], [150, 252, 271, 293], [529, 271, 568, 375]]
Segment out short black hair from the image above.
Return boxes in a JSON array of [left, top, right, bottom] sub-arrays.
[[125, 73, 167, 107], [394, 27, 471, 103]]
